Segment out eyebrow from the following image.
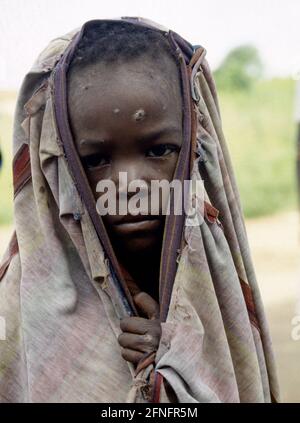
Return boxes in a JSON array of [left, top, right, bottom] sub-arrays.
[[79, 126, 181, 148], [137, 126, 181, 144], [80, 139, 107, 147]]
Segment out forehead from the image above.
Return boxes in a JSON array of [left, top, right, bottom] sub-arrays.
[[67, 59, 182, 141]]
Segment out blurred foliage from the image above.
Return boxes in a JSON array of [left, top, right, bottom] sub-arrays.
[[217, 77, 297, 217], [0, 91, 15, 226], [214, 45, 263, 91]]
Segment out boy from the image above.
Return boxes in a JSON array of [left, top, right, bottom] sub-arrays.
[[0, 18, 279, 402]]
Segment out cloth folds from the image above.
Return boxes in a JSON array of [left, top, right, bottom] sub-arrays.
[[0, 17, 280, 403]]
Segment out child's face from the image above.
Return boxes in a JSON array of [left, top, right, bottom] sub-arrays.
[[68, 58, 182, 255]]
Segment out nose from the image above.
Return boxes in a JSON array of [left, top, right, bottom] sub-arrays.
[[111, 160, 149, 202], [119, 166, 139, 194]]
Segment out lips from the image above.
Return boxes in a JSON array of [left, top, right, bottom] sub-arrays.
[[115, 214, 160, 225], [112, 215, 162, 235]]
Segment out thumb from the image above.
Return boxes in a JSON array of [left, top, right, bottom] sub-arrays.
[[133, 292, 160, 320]]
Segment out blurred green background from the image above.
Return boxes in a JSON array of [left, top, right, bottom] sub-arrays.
[[220, 77, 297, 217], [0, 90, 16, 225]]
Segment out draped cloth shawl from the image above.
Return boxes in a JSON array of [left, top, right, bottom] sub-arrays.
[[0, 17, 280, 403]]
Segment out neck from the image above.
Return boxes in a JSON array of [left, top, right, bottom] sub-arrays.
[[116, 241, 162, 302]]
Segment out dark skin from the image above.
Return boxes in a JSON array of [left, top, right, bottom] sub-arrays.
[[68, 56, 182, 365]]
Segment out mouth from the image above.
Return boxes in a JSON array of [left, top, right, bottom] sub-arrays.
[[113, 215, 162, 235]]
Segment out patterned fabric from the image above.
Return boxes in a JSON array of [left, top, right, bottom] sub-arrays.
[[0, 18, 280, 403]]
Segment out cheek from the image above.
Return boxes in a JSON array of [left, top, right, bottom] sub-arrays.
[[145, 153, 179, 182], [85, 167, 111, 198]]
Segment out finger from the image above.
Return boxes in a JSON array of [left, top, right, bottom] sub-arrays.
[[126, 277, 142, 297], [120, 347, 144, 365], [120, 316, 152, 334], [133, 292, 160, 320], [118, 332, 157, 353]]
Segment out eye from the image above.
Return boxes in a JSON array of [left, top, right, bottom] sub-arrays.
[[82, 154, 110, 169], [146, 144, 179, 158]]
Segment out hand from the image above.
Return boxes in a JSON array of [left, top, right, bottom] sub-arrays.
[[118, 292, 161, 365]]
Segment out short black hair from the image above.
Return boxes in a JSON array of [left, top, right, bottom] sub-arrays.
[[69, 20, 180, 73]]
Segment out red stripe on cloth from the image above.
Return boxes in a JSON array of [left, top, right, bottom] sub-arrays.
[[239, 277, 261, 334], [204, 201, 219, 223], [151, 371, 163, 403], [134, 351, 156, 377], [13, 143, 31, 198]]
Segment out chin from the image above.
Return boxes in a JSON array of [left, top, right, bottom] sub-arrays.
[[120, 233, 161, 255], [105, 217, 164, 257]]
